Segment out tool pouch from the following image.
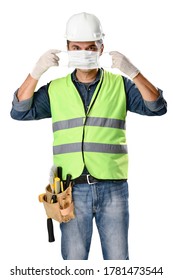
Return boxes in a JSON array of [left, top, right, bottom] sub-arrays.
[[39, 182, 75, 223]]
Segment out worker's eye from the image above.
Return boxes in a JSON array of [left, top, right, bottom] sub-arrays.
[[72, 46, 81, 50], [87, 46, 98, 51]]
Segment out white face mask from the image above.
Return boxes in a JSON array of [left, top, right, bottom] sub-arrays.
[[68, 50, 100, 69]]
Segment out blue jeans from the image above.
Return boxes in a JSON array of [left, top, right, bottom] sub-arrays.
[[60, 181, 129, 260]]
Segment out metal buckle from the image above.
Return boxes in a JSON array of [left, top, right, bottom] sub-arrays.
[[87, 174, 96, 185]]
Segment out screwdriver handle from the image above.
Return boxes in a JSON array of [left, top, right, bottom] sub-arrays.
[[47, 218, 55, 242], [51, 194, 57, 203], [65, 174, 72, 190], [57, 167, 62, 181]]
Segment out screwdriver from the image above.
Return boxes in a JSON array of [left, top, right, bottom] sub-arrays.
[[65, 174, 72, 190], [47, 218, 55, 242], [57, 167, 62, 181]]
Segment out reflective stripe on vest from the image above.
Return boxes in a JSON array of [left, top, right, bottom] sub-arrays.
[[48, 70, 128, 180], [53, 142, 127, 155], [53, 117, 126, 132]]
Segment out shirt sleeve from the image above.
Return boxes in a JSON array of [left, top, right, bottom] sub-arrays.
[[123, 76, 167, 116], [10, 83, 51, 120]]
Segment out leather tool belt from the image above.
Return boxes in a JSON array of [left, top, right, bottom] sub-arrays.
[[39, 182, 75, 223]]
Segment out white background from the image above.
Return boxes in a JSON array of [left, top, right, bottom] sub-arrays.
[[0, 0, 172, 279]]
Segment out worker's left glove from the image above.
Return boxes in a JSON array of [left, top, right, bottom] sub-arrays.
[[30, 49, 60, 80], [109, 51, 140, 79]]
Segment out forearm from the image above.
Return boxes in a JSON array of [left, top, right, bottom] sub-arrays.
[[17, 74, 38, 101], [110, 51, 161, 102], [124, 76, 167, 115], [133, 73, 160, 101], [11, 83, 51, 120]]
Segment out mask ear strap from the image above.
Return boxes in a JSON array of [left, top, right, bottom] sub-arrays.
[[56, 51, 69, 68], [99, 52, 113, 69], [96, 42, 104, 54]]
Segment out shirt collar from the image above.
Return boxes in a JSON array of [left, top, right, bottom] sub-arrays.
[[71, 68, 102, 85]]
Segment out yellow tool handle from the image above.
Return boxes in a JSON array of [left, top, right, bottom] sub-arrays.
[[54, 177, 61, 194], [38, 193, 45, 202]]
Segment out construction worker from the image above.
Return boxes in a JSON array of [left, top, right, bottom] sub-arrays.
[[10, 12, 167, 260]]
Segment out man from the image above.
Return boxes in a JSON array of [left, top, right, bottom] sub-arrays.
[[11, 12, 167, 260]]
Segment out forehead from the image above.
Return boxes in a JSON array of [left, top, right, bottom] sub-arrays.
[[68, 41, 97, 47]]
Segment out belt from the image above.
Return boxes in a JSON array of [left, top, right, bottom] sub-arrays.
[[73, 174, 127, 185]]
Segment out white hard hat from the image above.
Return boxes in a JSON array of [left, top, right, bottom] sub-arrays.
[[65, 12, 105, 42]]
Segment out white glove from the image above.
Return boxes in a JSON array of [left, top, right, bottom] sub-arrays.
[[30, 49, 60, 80], [109, 51, 140, 79]]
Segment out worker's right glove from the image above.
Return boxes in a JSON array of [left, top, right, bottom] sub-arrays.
[[109, 51, 140, 79], [30, 49, 60, 80]]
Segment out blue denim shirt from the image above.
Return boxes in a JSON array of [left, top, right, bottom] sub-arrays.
[[10, 69, 167, 120]]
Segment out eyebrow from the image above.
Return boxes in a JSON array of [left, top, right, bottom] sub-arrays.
[[71, 44, 97, 48]]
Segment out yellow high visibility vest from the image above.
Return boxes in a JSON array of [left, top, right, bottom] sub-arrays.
[[48, 70, 128, 180]]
